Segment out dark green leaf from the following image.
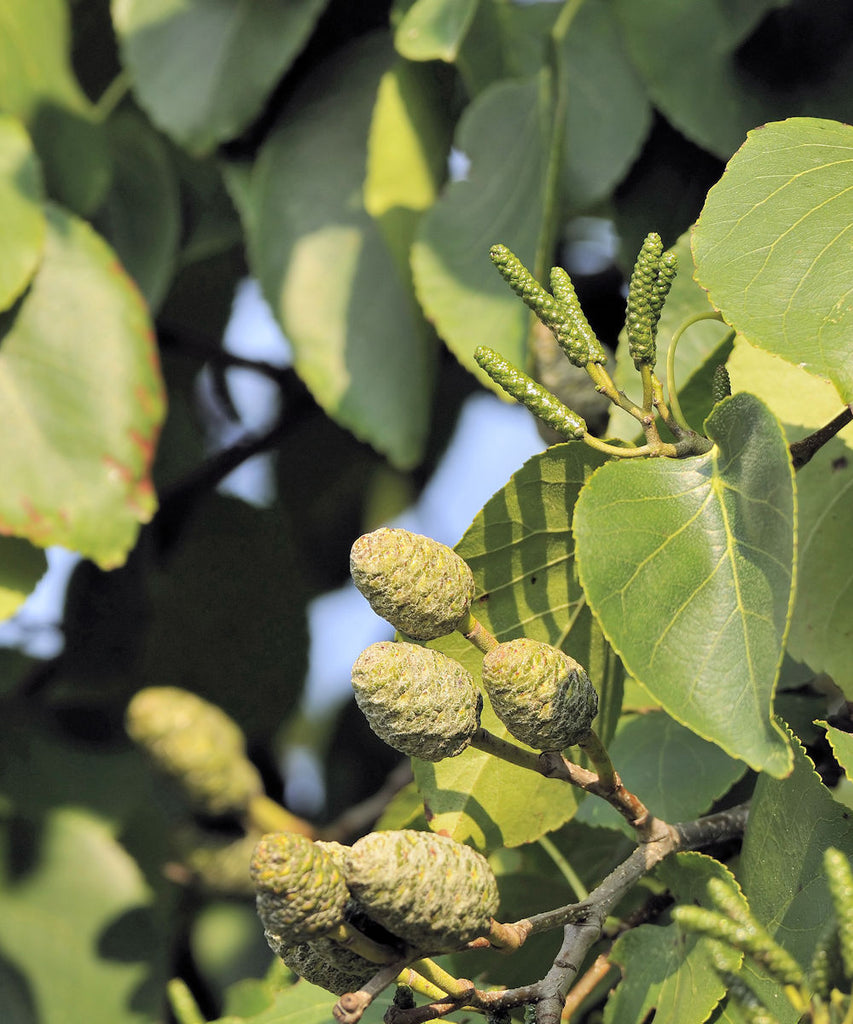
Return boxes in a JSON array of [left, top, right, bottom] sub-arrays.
[[741, 730, 853, 977], [246, 33, 433, 469], [112, 0, 328, 154], [142, 495, 308, 743], [0, 205, 165, 568], [96, 109, 180, 311], [0, 806, 163, 1024], [411, 73, 553, 388], [693, 118, 853, 403], [0, 115, 45, 311], [575, 393, 795, 777], [557, 0, 651, 211], [577, 711, 746, 833], [605, 853, 743, 1024], [0, 539, 47, 624], [611, 1, 853, 159]]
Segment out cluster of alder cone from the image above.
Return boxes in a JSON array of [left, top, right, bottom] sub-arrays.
[[236, 526, 711, 1024], [126, 527, 853, 1024], [247, 526, 610, 1017]]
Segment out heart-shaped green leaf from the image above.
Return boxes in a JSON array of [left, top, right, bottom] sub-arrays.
[[415, 444, 624, 850], [575, 392, 795, 777], [693, 118, 853, 404], [0, 115, 44, 311], [0, 204, 165, 568]]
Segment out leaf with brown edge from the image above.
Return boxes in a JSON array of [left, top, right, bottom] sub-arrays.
[[0, 204, 165, 568]]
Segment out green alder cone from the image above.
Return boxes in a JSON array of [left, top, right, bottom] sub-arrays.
[[481, 638, 598, 750], [267, 937, 377, 996], [346, 829, 499, 952], [251, 832, 350, 945], [350, 528, 475, 640], [126, 686, 263, 816], [351, 641, 481, 761]]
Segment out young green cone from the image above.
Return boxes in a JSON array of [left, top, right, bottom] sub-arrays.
[[350, 528, 475, 640], [351, 641, 481, 761], [126, 686, 263, 817], [346, 829, 499, 952], [481, 638, 598, 750], [251, 832, 350, 945]]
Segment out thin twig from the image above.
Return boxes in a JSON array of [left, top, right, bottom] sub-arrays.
[[412, 804, 751, 1024], [789, 405, 853, 470]]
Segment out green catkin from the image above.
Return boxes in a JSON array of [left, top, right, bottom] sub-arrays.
[[824, 848, 853, 979], [626, 233, 664, 368], [808, 916, 843, 999], [549, 267, 608, 365], [672, 906, 804, 986], [489, 244, 605, 367], [706, 876, 753, 927], [712, 364, 732, 404], [649, 249, 678, 334], [474, 347, 587, 440]]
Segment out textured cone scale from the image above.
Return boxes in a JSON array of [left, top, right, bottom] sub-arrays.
[[251, 833, 350, 945], [267, 936, 377, 996], [481, 638, 598, 750], [126, 686, 263, 816], [347, 830, 499, 952], [350, 528, 475, 639], [351, 641, 481, 761]]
